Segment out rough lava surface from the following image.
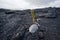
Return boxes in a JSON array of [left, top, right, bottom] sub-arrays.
[[0, 7, 60, 40]]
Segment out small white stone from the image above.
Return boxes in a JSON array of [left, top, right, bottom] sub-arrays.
[[29, 24, 38, 33]]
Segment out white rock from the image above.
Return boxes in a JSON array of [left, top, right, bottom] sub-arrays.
[[29, 24, 38, 33]]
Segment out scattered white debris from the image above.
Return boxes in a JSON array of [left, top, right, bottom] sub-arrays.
[[29, 24, 38, 33]]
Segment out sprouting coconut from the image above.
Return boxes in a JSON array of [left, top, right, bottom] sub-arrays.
[[29, 9, 40, 33]]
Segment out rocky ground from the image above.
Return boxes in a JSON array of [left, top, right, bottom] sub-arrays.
[[0, 7, 60, 40]]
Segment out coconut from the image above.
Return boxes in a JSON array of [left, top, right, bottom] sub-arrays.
[[29, 24, 38, 33]]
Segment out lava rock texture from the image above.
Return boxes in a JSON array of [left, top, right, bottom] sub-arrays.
[[0, 7, 60, 40]]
